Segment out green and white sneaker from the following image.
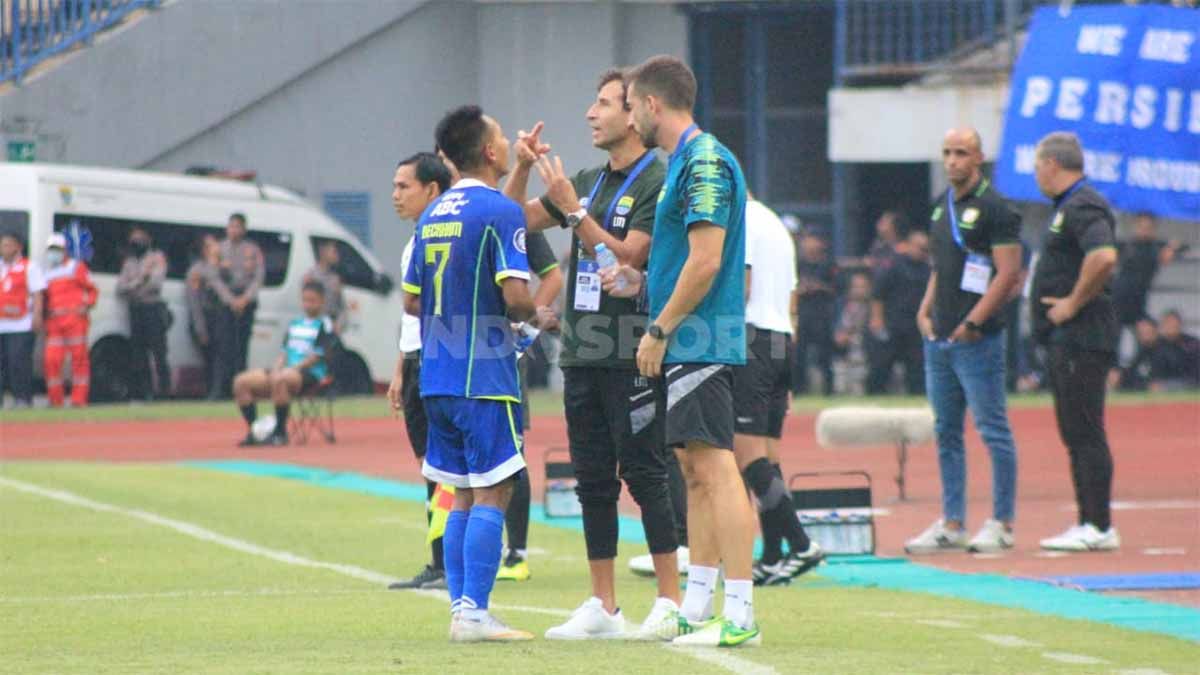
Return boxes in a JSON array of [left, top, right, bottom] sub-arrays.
[[637, 606, 717, 642], [672, 617, 762, 648]]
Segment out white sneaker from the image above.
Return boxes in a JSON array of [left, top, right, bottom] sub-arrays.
[[629, 545, 690, 577], [904, 519, 968, 554], [634, 596, 685, 641], [451, 611, 533, 642], [1040, 523, 1120, 551], [544, 597, 629, 640], [967, 519, 1014, 553]]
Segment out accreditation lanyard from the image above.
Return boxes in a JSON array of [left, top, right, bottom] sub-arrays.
[[670, 124, 699, 163], [584, 151, 657, 232], [945, 178, 989, 251]]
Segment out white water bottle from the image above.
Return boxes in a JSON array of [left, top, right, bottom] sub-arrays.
[[594, 243, 626, 292], [514, 321, 540, 358]]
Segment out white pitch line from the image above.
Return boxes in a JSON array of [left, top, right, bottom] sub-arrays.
[[979, 633, 1041, 648], [1041, 652, 1108, 665], [0, 588, 375, 604], [665, 644, 779, 675], [1117, 669, 1170, 675], [0, 476, 774, 674], [1142, 547, 1187, 556], [916, 619, 967, 629]]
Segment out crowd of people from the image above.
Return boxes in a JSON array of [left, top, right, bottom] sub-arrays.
[[0, 211, 350, 419]]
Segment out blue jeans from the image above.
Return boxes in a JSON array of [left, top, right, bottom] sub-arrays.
[[924, 332, 1017, 524]]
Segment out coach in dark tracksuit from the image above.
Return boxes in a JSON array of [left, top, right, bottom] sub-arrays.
[[1030, 132, 1121, 553]]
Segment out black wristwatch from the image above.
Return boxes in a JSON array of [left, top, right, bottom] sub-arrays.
[[964, 320, 982, 333], [647, 324, 668, 341]]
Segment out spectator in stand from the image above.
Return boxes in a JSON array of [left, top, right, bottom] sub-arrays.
[[1154, 310, 1200, 390], [186, 234, 226, 400], [866, 210, 905, 272], [793, 230, 837, 395], [1111, 317, 1165, 391], [0, 233, 45, 408], [214, 213, 265, 397], [833, 271, 872, 395], [303, 241, 347, 334], [41, 234, 98, 407], [1112, 213, 1185, 334], [117, 227, 171, 400], [867, 229, 931, 395]]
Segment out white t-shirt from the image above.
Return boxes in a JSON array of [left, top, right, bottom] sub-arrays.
[[744, 200, 797, 334], [0, 258, 46, 334], [398, 236, 422, 353]]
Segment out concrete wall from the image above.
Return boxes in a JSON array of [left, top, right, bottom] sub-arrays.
[[1, 0, 689, 275]]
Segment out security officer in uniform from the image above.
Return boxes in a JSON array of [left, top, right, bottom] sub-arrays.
[[1030, 131, 1121, 552], [117, 227, 171, 400], [215, 213, 265, 397], [504, 68, 683, 639]]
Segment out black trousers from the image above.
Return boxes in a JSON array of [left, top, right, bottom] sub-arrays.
[[212, 302, 257, 398], [793, 312, 834, 395], [564, 367, 678, 560], [129, 302, 170, 400], [866, 329, 925, 395], [1047, 344, 1115, 532], [0, 331, 35, 404]]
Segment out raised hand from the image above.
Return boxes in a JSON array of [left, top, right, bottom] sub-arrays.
[[535, 155, 581, 213], [515, 121, 551, 167]]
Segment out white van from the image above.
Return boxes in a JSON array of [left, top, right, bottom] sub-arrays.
[[0, 163, 402, 401]]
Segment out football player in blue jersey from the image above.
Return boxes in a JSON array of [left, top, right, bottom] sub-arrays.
[[402, 105, 537, 642], [232, 281, 334, 447]]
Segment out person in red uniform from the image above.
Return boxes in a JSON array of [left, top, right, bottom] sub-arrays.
[[42, 233, 98, 407], [0, 232, 46, 408]]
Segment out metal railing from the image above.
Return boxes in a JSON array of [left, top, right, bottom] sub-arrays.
[[1, 0, 160, 84]]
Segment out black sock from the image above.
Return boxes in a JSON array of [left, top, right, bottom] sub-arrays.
[[505, 471, 531, 554], [744, 457, 795, 563], [767, 461, 810, 553], [239, 404, 257, 427], [274, 404, 289, 434]]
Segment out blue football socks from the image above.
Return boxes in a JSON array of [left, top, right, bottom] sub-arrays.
[[461, 504, 505, 610], [443, 509, 469, 608]]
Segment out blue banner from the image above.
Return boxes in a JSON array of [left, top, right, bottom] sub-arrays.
[[996, 5, 1200, 220]]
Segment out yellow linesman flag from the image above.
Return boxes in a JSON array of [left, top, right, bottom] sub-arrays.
[[427, 483, 456, 544]]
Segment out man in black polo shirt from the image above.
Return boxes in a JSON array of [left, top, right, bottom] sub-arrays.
[[503, 69, 682, 639], [907, 128, 1022, 555], [1030, 131, 1121, 552]]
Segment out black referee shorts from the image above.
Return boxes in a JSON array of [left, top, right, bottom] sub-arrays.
[[658, 362, 735, 450], [733, 326, 792, 439], [401, 351, 428, 459]]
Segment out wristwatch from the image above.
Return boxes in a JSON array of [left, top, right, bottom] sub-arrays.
[[647, 324, 668, 341], [964, 320, 982, 333], [564, 207, 588, 229]]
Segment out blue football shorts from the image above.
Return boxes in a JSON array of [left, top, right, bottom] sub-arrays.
[[421, 396, 526, 488]]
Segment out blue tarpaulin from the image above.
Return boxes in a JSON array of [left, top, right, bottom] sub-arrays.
[[996, 5, 1200, 220]]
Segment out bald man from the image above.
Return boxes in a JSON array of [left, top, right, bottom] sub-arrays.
[[908, 128, 1023, 555]]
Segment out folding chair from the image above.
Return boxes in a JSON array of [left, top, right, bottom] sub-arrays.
[[290, 373, 336, 445]]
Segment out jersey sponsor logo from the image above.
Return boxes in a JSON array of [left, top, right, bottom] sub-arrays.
[[421, 221, 463, 240], [1051, 211, 1065, 233], [514, 228, 527, 254], [961, 207, 980, 228], [430, 193, 469, 217], [612, 216, 626, 230], [615, 195, 635, 215]]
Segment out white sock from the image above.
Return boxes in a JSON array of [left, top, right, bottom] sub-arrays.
[[680, 565, 718, 621], [724, 579, 754, 629]]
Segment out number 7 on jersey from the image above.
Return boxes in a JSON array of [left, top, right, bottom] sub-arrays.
[[425, 243, 452, 316]]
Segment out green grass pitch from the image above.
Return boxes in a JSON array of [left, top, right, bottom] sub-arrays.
[[2, 462, 1197, 674]]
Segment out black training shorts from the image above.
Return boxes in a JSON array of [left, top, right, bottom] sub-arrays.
[[733, 326, 792, 439], [658, 362, 735, 450], [401, 352, 428, 458]]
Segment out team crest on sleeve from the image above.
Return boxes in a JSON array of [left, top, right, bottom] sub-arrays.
[[514, 228, 527, 253], [615, 195, 635, 215]]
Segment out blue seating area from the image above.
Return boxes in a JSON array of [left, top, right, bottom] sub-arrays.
[[2, 0, 160, 84]]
